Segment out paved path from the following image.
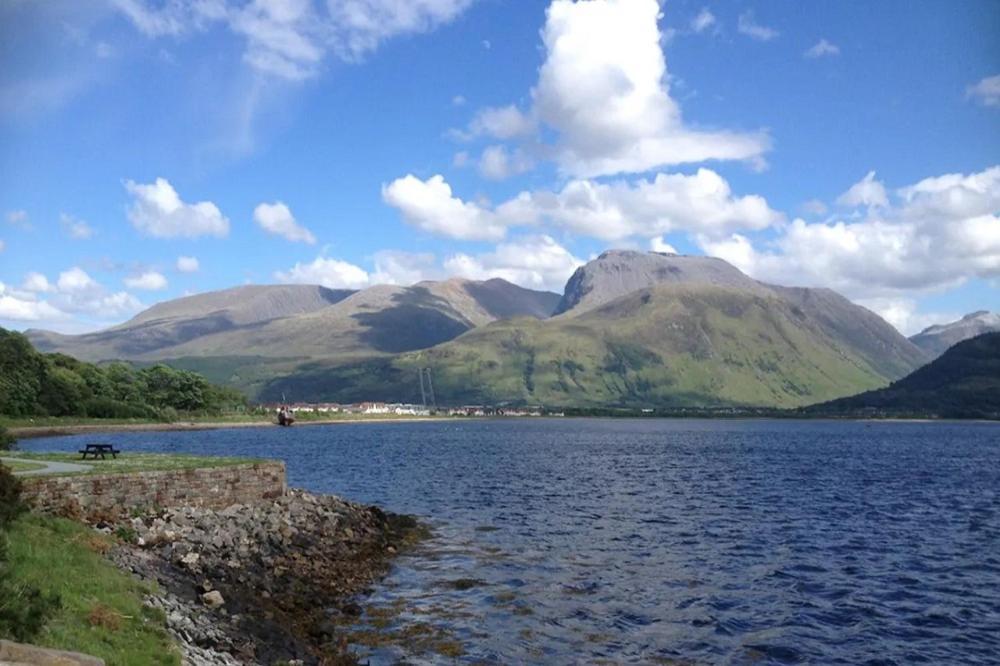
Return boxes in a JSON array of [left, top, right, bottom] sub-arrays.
[[0, 457, 93, 476]]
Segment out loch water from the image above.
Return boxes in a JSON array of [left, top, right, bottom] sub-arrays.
[[24, 418, 1000, 664]]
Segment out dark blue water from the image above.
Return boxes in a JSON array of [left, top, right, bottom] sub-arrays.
[[24, 419, 1000, 664]]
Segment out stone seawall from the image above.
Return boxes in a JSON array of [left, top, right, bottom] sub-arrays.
[[21, 462, 286, 515]]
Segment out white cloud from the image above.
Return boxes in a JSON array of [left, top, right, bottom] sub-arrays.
[[1, 267, 144, 328], [804, 38, 839, 58], [444, 235, 583, 292], [57, 267, 98, 293], [452, 151, 470, 167], [801, 198, 829, 216], [124, 271, 169, 291], [385, 168, 779, 243], [111, 0, 475, 81], [22, 272, 54, 293], [467, 105, 537, 140], [690, 8, 716, 34], [452, 94, 466, 106], [0, 292, 66, 322], [523, 168, 781, 241], [478, 145, 534, 180], [176, 256, 200, 273], [837, 171, 888, 208], [528, 0, 769, 177], [125, 177, 230, 239], [698, 165, 1000, 299], [854, 297, 960, 336], [382, 174, 522, 241], [966, 74, 1000, 108], [60, 212, 95, 239], [274, 256, 370, 289], [650, 236, 677, 254], [737, 11, 778, 41], [253, 201, 317, 244], [371, 250, 440, 285], [0, 240, 4, 252]]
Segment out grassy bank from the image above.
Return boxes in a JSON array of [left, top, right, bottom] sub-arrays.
[[0, 460, 46, 473], [3, 452, 264, 476], [3, 513, 179, 665]]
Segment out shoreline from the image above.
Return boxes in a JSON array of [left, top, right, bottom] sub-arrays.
[[7, 416, 454, 439]]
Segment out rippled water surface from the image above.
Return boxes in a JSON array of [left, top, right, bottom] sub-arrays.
[[25, 419, 1000, 664]]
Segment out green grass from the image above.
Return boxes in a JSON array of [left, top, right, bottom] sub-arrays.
[[3, 513, 180, 665], [2, 452, 264, 477], [0, 460, 47, 473]]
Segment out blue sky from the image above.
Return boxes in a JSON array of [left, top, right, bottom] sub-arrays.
[[1, 0, 998, 335]]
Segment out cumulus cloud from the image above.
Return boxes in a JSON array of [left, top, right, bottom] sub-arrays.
[[111, 0, 474, 81], [737, 11, 778, 41], [371, 251, 440, 285], [444, 235, 583, 292], [176, 256, 200, 273], [0, 267, 144, 329], [254, 201, 317, 244], [854, 297, 960, 336], [274, 256, 370, 289], [690, 8, 716, 34], [385, 169, 780, 243], [804, 39, 839, 58], [57, 267, 98, 293], [448, 0, 768, 179], [125, 177, 230, 239], [60, 212, 95, 239], [533, 0, 768, 177], [837, 171, 888, 209], [698, 165, 1000, 299], [22, 272, 54, 293], [478, 145, 534, 180], [0, 287, 66, 322], [382, 174, 525, 241], [966, 74, 1000, 108], [124, 271, 169, 291], [521, 169, 782, 241]]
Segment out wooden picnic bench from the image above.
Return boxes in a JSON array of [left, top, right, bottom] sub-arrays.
[[78, 443, 120, 460]]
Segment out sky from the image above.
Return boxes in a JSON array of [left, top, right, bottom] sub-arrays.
[[0, 0, 998, 336]]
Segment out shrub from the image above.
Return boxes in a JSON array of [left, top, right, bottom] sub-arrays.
[[0, 426, 14, 452], [0, 465, 25, 530], [0, 465, 61, 643]]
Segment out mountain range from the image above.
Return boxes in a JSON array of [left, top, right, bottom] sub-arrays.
[[909, 310, 1000, 358], [812, 332, 1000, 419], [26, 250, 953, 408]]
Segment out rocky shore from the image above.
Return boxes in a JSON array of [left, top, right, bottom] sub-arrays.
[[100, 489, 426, 665]]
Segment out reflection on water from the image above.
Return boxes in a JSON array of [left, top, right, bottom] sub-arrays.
[[25, 418, 1000, 664]]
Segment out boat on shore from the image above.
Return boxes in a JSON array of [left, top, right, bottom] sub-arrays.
[[277, 406, 295, 427]]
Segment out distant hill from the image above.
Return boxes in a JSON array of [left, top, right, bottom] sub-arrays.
[[26, 278, 561, 363], [909, 311, 1000, 358], [810, 333, 1000, 419], [258, 253, 929, 408]]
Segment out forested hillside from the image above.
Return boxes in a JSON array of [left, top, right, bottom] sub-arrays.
[[0, 327, 245, 420]]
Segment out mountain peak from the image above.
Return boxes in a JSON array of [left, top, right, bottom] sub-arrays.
[[910, 310, 1000, 358], [554, 250, 767, 316]]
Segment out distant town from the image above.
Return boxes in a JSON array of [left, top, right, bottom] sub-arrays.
[[259, 402, 556, 418]]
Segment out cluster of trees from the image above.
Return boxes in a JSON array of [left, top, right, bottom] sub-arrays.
[[0, 328, 246, 420]]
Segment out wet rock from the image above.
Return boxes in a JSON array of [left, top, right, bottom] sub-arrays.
[[102, 489, 426, 665]]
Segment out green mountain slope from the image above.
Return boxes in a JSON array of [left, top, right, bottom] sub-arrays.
[[810, 332, 1000, 418], [26, 278, 560, 363], [260, 284, 900, 408]]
